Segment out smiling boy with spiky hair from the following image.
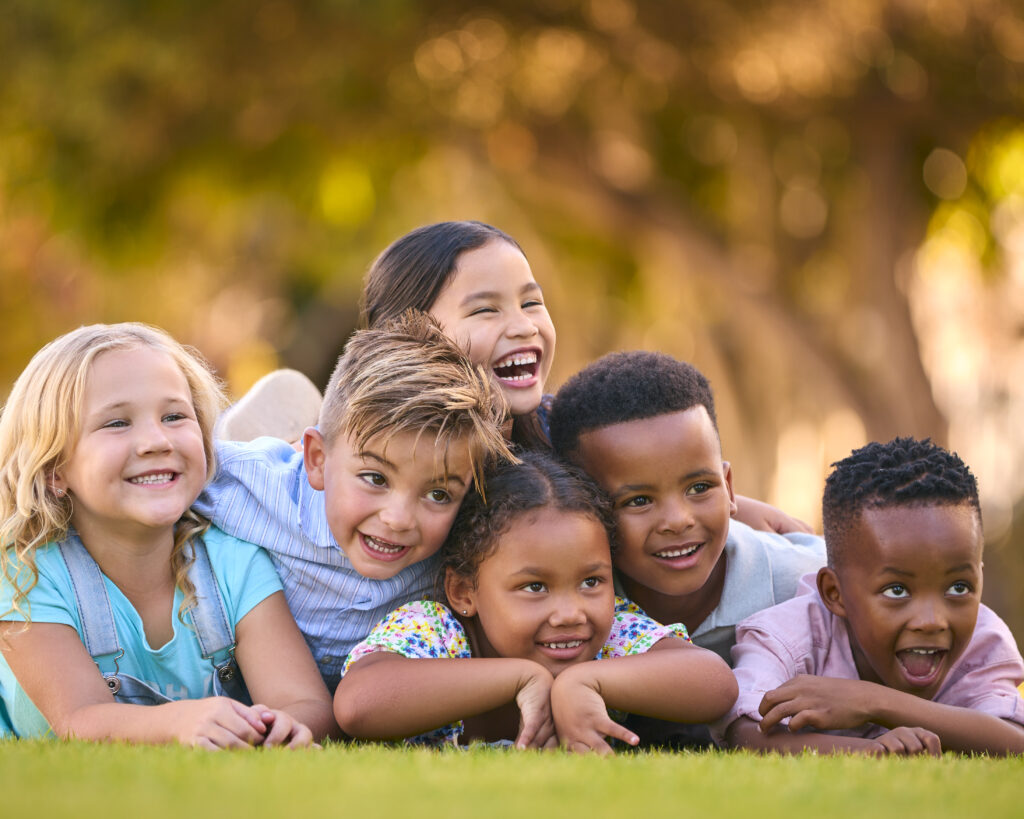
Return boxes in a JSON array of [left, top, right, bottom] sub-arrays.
[[716, 437, 1024, 755]]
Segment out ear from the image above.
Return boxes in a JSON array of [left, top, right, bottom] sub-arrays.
[[303, 427, 328, 491], [817, 566, 847, 617], [721, 460, 738, 517], [444, 568, 477, 618], [49, 470, 68, 496]]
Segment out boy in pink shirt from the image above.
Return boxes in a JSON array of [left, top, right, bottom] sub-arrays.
[[716, 437, 1024, 755]]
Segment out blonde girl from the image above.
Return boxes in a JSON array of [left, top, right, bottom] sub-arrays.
[[0, 323, 333, 747]]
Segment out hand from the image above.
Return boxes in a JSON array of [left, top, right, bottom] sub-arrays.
[[173, 697, 270, 750], [551, 669, 639, 756], [734, 496, 813, 535], [872, 726, 942, 757], [759, 675, 875, 733], [513, 668, 555, 749], [251, 703, 318, 748]]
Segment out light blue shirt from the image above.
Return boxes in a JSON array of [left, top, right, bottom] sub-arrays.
[[0, 527, 281, 738], [690, 519, 826, 664], [193, 438, 436, 685]]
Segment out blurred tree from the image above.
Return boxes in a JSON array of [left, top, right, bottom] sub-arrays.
[[2, 0, 1024, 624]]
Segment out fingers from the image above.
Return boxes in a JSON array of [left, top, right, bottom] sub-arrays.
[[877, 727, 941, 757]]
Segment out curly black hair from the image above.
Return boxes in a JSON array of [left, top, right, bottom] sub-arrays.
[[439, 449, 617, 591], [548, 351, 718, 459], [822, 436, 981, 567]]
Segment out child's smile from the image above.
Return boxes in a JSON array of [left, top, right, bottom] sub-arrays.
[[574, 407, 737, 626], [453, 508, 615, 676], [427, 239, 556, 417], [304, 427, 474, 580], [822, 503, 983, 700]]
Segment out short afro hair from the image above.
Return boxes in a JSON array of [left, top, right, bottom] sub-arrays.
[[822, 436, 980, 568], [549, 351, 718, 459]]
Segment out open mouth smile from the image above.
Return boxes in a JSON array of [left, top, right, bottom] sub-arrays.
[[896, 647, 948, 686], [654, 543, 702, 559], [361, 533, 411, 561], [492, 350, 540, 384]]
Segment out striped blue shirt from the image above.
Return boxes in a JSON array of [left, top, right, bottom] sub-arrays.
[[193, 438, 436, 688]]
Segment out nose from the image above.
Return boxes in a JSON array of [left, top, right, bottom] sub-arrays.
[[656, 494, 695, 535], [135, 418, 173, 455], [378, 493, 416, 533], [547, 593, 588, 628], [908, 596, 949, 633], [505, 306, 539, 340]]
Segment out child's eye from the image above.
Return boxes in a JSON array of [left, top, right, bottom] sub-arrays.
[[687, 481, 713, 495], [426, 488, 452, 504], [523, 298, 544, 309], [580, 576, 603, 589], [468, 306, 497, 316], [101, 419, 129, 429], [358, 472, 387, 488], [522, 582, 546, 593], [162, 412, 187, 423], [882, 584, 909, 599], [947, 581, 973, 597], [621, 495, 652, 508]]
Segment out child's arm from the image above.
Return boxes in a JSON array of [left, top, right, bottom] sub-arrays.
[[734, 495, 813, 535], [0, 621, 270, 747], [334, 651, 555, 748], [724, 714, 941, 756], [549, 637, 737, 755], [233, 590, 336, 746], [757, 674, 1024, 755]]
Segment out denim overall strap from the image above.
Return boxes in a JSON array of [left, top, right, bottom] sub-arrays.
[[186, 537, 249, 702], [57, 534, 123, 677]]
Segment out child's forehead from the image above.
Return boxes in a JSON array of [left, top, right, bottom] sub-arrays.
[[845, 502, 983, 570], [578, 407, 722, 464]]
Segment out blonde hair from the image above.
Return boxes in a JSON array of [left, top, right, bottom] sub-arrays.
[[320, 310, 517, 489], [0, 323, 227, 624]]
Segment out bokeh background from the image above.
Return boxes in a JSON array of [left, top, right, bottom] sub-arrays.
[[3, 1, 1024, 637]]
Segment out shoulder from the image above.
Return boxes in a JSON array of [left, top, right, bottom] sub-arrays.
[[734, 583, 833, 657], [201, 525, 269, 564], [723, 520, 826, 603], [213, 437, 305, 476], [601, 596, 689, 658], [344, 601, 470, 672]]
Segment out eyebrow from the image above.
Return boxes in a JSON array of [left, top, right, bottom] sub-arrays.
[[510, 561, 611, 577], [945, 563, 978, 574], [613, 469, 717, 495], [878, 566, 915, 577], [458, 282, 542, 307], [357, 451, 469, 486]]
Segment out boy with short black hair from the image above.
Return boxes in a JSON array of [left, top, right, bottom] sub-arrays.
[[549, 350, 826, 664], [716, 437, 1024, 755], [194, 312, 514, 689]]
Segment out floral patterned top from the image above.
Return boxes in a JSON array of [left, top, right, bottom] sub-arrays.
[[342, 596, 689, 747]]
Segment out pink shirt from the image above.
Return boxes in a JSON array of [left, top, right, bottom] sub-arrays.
[[712, 574, 1024, 744]]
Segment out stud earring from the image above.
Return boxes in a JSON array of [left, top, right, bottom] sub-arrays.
[[55, 488, 65, 498], [462, 610, 468, 616]]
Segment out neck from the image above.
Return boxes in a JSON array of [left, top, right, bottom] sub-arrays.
[[620, 553, 728, 635], [69, 518, 177, 596]]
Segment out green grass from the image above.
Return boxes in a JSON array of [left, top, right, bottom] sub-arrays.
[[2, 741, 1021, 818]]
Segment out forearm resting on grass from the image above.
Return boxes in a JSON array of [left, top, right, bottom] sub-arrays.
[[757, 674, 1024, 755], [550, 638, 737, 752], [334, 652, 554, 746]]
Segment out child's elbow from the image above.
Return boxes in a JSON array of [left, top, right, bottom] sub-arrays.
[[332, 693, 370, 738]]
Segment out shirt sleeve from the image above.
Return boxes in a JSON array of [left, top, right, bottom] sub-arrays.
[[599, 597, 690, 659], [710, 620, 800, 744], [342, 601, 470, 674], [0, 545, 79, 629]]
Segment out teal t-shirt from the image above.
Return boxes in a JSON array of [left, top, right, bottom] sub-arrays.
[[0, 526, 283, 738]]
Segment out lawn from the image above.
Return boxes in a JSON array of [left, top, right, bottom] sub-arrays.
[[2, 742, 1021, 818]]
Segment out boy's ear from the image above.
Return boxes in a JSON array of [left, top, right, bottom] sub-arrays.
[[303, 427, 328, 491], [817, 567, 847, 617], [444, 568, 476, 618], [721, 461, 738, 517]]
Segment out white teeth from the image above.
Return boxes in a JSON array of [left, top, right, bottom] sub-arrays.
[[497, 373, 533, 382], [494, 352, 538, 368], [656, 544, 700, 559], [364, 535, 405, 554], [129, 473, 173, 485], [544, 640, 583, 649], [906, 648, 940, 655]]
